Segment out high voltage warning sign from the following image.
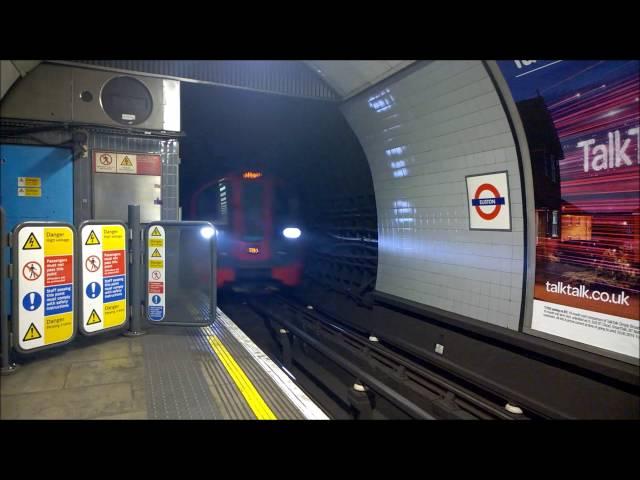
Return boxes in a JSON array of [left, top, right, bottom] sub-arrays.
[[81, 224, 127, 334], [87, 309, 102, 325], [22, 233, 42, 250], [147, 225, 165, 322], [85, 230, 101, 245], [16, 225, 75, 351], [121, 156, 133, 167], [23, 323, 42, 341]]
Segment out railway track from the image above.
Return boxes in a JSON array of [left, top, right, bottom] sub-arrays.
[[246, 293, 540, 420]]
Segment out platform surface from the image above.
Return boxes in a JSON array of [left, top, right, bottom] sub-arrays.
[[0, 304, 328, 420]]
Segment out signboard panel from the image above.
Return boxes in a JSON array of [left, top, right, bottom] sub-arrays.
[[466, 171, 511, 230], [17, 177, 42, 187], [147, 225, 165, 321], [94, 151, 161, 176], [14, 224, 75, 352], [80, 223, 128, 334], [496, 59, 639, 361], [17, 187, 42, 197]]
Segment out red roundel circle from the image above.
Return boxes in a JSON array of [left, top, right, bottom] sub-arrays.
[[474, 183, 502, 220]]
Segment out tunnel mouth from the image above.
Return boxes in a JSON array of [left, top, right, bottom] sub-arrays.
[[180, 82, 378, 304]]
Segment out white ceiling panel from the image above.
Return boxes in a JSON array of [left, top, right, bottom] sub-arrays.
[[305, 60, 415, 99]]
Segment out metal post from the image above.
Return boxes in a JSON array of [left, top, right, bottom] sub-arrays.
[[1, 207, 18, 375], [278, 327, 293, 369], [124, 205, 145, 337], [348, 381, 373, 420]]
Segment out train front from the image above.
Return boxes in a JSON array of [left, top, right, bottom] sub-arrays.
[[192, 171, 304, 292]]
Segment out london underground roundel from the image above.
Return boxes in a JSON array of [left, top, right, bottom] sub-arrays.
[[466, 172, 511, 230]]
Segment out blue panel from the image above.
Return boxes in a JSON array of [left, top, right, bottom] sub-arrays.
[[0, 144, 74, 231], [0, 144, 74, 316]]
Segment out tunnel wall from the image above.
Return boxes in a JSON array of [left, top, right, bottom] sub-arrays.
[[341, 60, 525, 330]]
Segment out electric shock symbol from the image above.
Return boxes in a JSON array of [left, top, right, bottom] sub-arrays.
[[23, 323, 42, 341], [152, 270, 162, 280], [151, 248, 162, 258], [151, 227, 162, 237], [22, 233, 42, 250], [86, 282, 101, 299], [22, 292, 42, 311], [121, 155, 133, 167], [86, 255, 101, 272], [152, 295, 161, 304], [22, 261, 42, 281], [85, 230, 100, 245]]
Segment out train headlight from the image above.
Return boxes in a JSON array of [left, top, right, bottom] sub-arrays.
[[282, 227, 301, 239], [200, 226, 216, 239]]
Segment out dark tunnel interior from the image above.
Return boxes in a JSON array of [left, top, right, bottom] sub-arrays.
[[180, 83, 379, 302]]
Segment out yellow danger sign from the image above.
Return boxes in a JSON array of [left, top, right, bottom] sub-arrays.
[[102, 225, 125, 251], [85, 230, 101, 245], [22, 233, 42, 250], [18, 187, 42, 197], [44, 227, 73, 256], [151, 227, 162, 237], [23, 323, 42, 341], [87, 309, 102, 325], [151, 248, 162, 258], [121, 156, 133, 167], [18, 177, 42, 187]]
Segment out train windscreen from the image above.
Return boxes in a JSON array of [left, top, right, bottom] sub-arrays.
[[242, 181, 264, 240]]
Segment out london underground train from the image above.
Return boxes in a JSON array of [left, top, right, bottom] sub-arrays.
[[190, 170, 304, 292]]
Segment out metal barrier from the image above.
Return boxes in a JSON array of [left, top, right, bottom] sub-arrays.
[[144, 221, 217, 327], [0, 205, 217, 372], [1, 207, 18, 374]]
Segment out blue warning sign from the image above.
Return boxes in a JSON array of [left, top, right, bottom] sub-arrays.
[[148, 305, 164, 321], [152, 295, 161, 304], [22, 292, 42, 311], [86, 282, 101, 299], [104, 275, 126, 302], [44, 285, 73, 315]]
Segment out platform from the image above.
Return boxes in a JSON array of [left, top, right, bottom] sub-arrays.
[[0, 303, 329, 420]]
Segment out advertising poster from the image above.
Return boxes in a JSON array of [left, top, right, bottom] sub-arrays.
[[497, 60, 639, 360]]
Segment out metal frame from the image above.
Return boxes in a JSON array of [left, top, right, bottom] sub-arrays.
[[143, 220, 216, 327], [77, 220, 129, 336], [1, 206, 19, 373], [11, 221, 78, 354]]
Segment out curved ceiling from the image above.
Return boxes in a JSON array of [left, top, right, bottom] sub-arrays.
[[304, 60, 415, 100], [0, 60, 41, 100], [0, 60, 415, 103]]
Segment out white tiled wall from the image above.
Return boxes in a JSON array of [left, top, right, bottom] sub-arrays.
[[341, 60, 524, 330]]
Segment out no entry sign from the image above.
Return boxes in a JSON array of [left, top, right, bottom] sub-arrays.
[[466, 172, 511, 230]]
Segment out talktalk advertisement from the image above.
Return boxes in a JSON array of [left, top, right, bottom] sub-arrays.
[[497, 60, 639, 361]]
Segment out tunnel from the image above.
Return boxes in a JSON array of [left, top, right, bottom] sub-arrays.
[[0, 59, 638, 421]]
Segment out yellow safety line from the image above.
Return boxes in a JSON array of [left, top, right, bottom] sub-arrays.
[[206, 334, 277, 420]]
